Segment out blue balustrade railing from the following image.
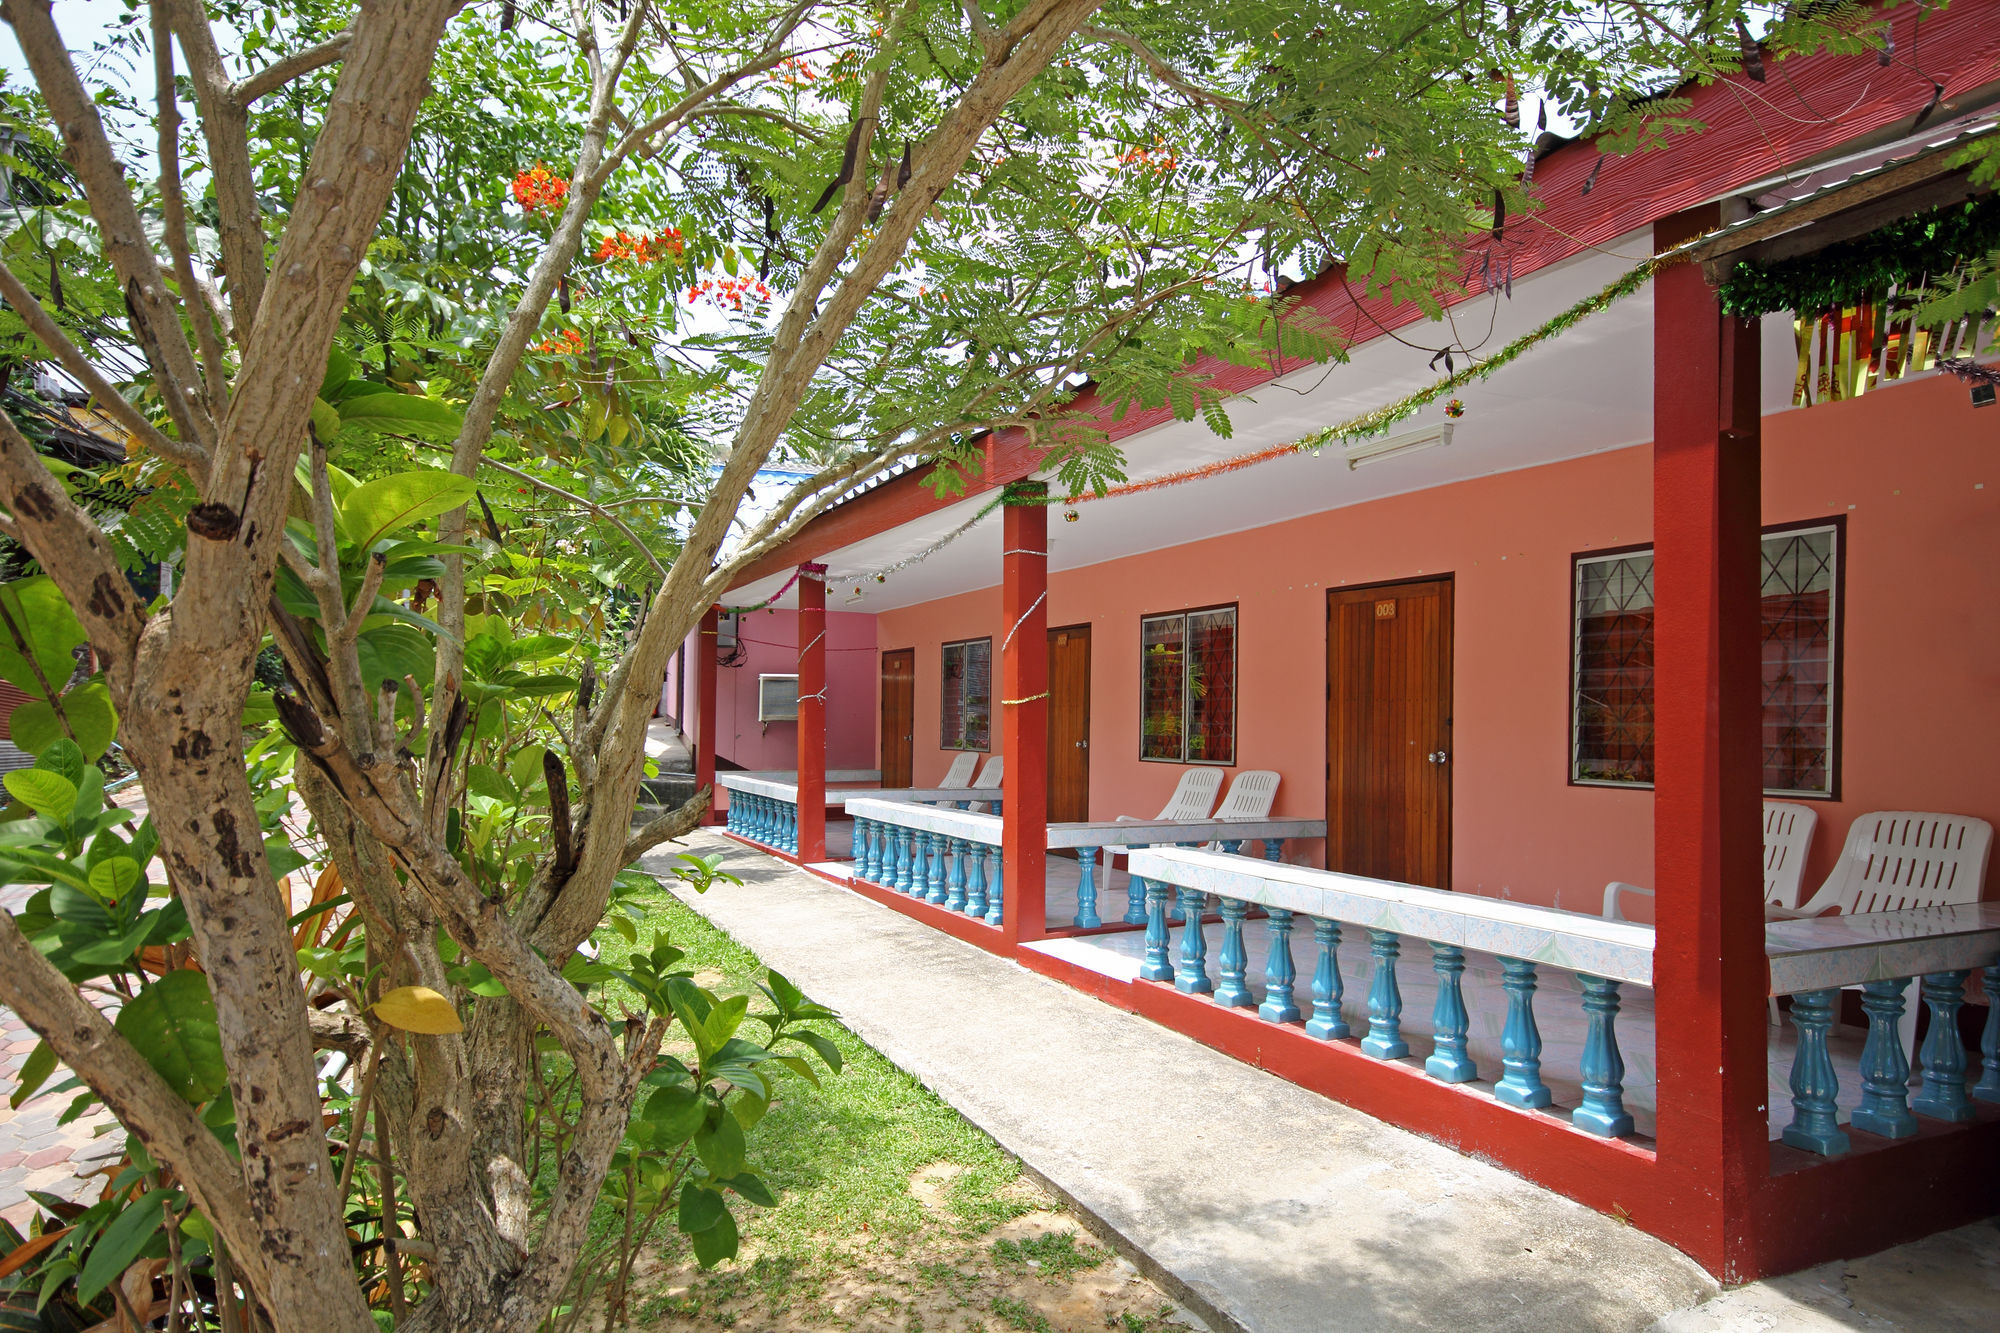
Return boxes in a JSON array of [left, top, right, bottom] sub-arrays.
[[1130, 849, 2000, 1156], [845, 798, 1003, 930]]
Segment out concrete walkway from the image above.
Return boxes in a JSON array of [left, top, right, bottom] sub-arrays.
[[652, 831, 2000, 1333]]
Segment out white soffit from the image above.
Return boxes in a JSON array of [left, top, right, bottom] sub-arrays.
[[733, 228, 1800, 612]]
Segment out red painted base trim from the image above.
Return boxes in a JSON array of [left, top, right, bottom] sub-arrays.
[[719, 836, 2000, 1283]]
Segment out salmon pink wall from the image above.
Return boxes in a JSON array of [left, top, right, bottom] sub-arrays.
[[875, 371, 1998, 910], [663, 608, 877, 771]]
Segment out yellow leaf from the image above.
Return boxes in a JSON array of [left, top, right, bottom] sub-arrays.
[[373, 986, 463, 1035]]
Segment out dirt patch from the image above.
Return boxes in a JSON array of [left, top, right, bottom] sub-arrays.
[[631, 1179, 1195, 1333]]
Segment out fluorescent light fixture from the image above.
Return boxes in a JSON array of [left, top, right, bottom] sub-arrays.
[[1343, 422, 1455, 470]]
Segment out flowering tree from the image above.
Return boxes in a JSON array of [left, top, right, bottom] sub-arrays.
[[0, 1, 1869, 1328]]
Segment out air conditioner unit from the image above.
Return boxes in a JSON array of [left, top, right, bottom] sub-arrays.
[[758, 674, 799, 722], [1343, 422, 1454, 470]]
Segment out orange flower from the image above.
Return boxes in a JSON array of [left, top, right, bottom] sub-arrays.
[[535, 328, 585, 355], [511, 163, 569, 213], [598, 227, 686, 264]]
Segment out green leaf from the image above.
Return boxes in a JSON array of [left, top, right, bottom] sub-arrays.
[[687, 1207, 739, 1268], [719, 1172, 776, 1207], [0, 577, 84, 701], [9, 1041, 55, 1109], [2, 771, 75, 823], [8, 682, 116, 759], [642, 1084, 706, 1145], [794, 1029, 843, 1075], [336, 392, 465, 442], [75, 1191, 167, 1304], [309, 396, 343, 445], [32, 740, 85, 789], [114, 971, 227, 1103], [337, 470, 478, 550], [677, 1183, 726, 1233], [85, 858, 139, 902], [693, 1110, 746, 1179]]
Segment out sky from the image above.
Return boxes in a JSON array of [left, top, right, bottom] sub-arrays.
[[2, 1, 156, 104]]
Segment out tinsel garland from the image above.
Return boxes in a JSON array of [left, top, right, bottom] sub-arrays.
[[1716, 193, 2000, 319]]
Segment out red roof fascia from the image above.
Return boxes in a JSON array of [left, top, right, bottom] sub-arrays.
[[732, 1, 2000, 590]]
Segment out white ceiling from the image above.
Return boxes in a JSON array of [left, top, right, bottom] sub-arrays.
[[731, 229, 1801, 612]]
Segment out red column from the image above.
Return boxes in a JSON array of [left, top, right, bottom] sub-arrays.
[[695, 606, 720, 825], [1650, 207, 1768, 1276], [1000, 484, 1048, 944], [796, 563, 828, 863]]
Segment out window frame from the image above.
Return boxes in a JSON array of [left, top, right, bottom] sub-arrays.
[[1138, 602, 1238, 767], [939, 636, 993, 753], [1566, 516, 1845, 799]]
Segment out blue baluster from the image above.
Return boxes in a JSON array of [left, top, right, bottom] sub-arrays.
[[1975, 963, 2000, 1105], [1573, 975, 1634, 1137], [756, 795, 771, 843], [1495, 958, 1551, 1109], [1426, 945, 1476, 1083], [1361, 931, 1407, 1058], [866, 820, 884, 881], [893, 827, 914, 893], [945, 838, 968, 912], [785, 801, 799, 854], [1174, 888, 1212, 995], [1782, 988, 1850, 1155], [1304, 919, 1348, 1039], [1852, 978, 1918, 1138], [1219, 839, 1243, 856], [1123, 860, 1148, 926], [909, 831, 929, 897], [1139, 879, 1174, 982], [984, 848, 1005, 926], [1262, 838, 1285, 864], [1215, 898, 1253, 1008], [849, 819, 868, 878], [741, 794, 756, 839], [1259, 909, 1300, 1023], [965, 840, 988, 918], [1912, 970, 1974, 1122], [925, 832, 949, 903], [1073, 847, 1102, 929], [725, 795, 737, 834]]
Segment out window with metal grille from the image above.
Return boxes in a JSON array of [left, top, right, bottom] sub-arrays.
[[1140, 605, 1237, 765], [1571, 521, 1840, 796], [940, 637, 991, 752]]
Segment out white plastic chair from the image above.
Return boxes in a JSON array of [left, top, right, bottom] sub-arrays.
[[1108, 769, 1223, 871], [1775, 811, 1993, 1063], [1602, 801, 1820, 920], [1767, 811, 1991, 919], [1205, 771, 1281, 853], [937, 752, 979, 789], [1124, 768, 1223, 824], [966, 755, 1004, 814]]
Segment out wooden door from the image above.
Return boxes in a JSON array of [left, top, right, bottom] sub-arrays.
[[879, 648, 915, 788], [1326, 579, 1453, 887], [1047, 624, 1092, 823]]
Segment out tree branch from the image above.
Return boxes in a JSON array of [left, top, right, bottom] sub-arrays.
[[0, 410, 149, 673], [231, 29, 353, 105], [623, 786, 712, 864], [0, 259, 209, 480], [153, 4, 231, 417], [0, 913, 273, 1300], [476, 456, 667, 580], [2, 0, 214, 451]]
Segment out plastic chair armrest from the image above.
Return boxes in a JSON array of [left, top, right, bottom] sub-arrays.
[[1602, 881, 1653, 922]]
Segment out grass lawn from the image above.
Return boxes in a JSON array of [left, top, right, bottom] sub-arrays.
[[591, 883, 1195, 1333]]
